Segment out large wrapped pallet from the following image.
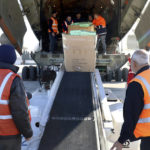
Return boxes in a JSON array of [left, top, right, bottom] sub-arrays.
[[63, 34, 97, 72]]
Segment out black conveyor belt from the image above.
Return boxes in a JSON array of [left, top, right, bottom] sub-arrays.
[[38, 72, 97, 150]]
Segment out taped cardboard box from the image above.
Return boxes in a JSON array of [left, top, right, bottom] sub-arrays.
[[64, 49, 96, 72], [62, 34, 97, 51]]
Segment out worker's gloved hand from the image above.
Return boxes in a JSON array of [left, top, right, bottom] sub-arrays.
[[110, 141, 123, 150], [26, 92, 32, 100]]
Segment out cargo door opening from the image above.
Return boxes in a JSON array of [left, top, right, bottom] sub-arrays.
[[39, 0, 121, 53]]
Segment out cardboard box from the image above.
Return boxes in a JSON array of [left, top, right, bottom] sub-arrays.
[[64, 49, 96, 72], [63, 34, 97, 72], [62, 34, 97, 51], [68, 25, 95, 33]]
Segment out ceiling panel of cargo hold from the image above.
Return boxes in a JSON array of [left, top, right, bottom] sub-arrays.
[[135, 2, 150, 49], [120, 0, 147, 37], [52, 0, 114, 13], [0, 0, 26, 54], [45, 0, 118, 23]]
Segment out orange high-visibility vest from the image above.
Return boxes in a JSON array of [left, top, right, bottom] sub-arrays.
[[93, 16, 106, 28], [0, 69, 31, 136], [48, 17, 58, 33], [130, 69, 150, 138]]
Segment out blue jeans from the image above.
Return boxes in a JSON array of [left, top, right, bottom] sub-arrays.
[[96, 34, 106, 53], [49, 33, 57, 52]]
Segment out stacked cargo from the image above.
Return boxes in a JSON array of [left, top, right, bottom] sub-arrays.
[[63, 22, 97, 72]]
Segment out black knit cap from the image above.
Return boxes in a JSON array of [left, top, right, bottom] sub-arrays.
[[0, 44, 16, 64]]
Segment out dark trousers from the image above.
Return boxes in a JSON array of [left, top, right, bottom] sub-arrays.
[[96, 34, 106, 53], [0, 136, 21, 150], [49, 33, 57, 53], [140, 138, 150, 150]]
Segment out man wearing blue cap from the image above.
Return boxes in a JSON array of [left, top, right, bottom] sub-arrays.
[[0, 45, 33, 150]]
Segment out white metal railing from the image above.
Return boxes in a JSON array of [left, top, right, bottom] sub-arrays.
[[91, 70, 114, 150], [40, 70, 64, 128], [95, 69, 113, 122]]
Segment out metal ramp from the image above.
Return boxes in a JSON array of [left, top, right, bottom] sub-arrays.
[[38, 72, 97, 150]]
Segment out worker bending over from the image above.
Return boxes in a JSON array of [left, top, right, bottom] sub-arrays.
[[111, 50, 150, 150], [48, 11, 59, 53], [93, 13, 107, 54], [0, 45, 33, 150], [62, 16, 73, 34]]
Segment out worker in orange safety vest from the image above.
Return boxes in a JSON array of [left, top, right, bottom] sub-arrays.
[[48, 10, 59, 53], [111, 50, 150, 150], [62, 16, 74, 34], [0, 45, 33, 150], [93, 13, 107, 54]]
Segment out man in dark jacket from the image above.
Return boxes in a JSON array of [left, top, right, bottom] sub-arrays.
[[111, 50, 150, 150], [0, 44, 33, 150], [62, 16, 73, 34]]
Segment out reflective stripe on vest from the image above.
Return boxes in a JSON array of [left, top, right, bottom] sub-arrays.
[[138, 117, 150, 123], [48, 17, 58, 33], [0, 72, 13, 119], [136, 75, 150, 96], [0, 115, 12, 119], [0, 100, 9, 105], [64, 21, 68, 28], [0, 72, 13, 98], [134, 75, 150, 124], [144, 104, 150, 109]]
